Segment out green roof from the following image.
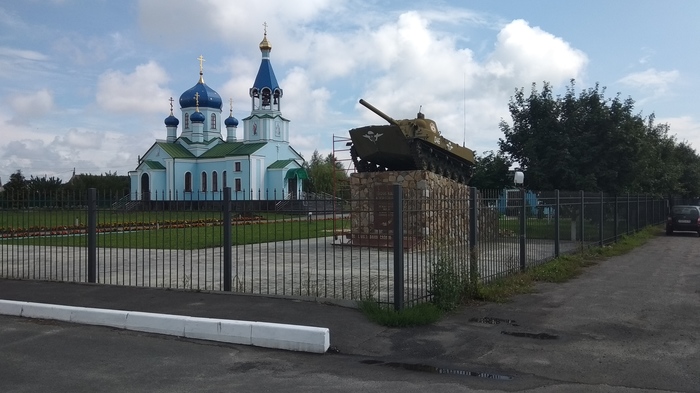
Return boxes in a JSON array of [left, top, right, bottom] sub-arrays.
[[285, 168, 308, 180], [200, 142, 267, 158], [157, 143, 195, 158], [144, 160, 165, 169], [268, 159, 296, 169]]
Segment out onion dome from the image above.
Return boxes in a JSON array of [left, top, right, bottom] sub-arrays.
[[190, 110, 205, 123], [179, 55, 223, 110], [224, 98, 238, 127], [164, 114, 179, 127], [225, 115, 239, 127], [180, 83, 222, 110], [164, 97, 179, 126]]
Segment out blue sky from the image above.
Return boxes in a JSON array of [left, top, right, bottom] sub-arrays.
[[1, 0, 699, 183]]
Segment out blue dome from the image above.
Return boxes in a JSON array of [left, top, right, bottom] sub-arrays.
[[164, 114, 179, 127], [225, 115, 239, 127], [190, 111, 205, 123], [179, 82, 223, 110]]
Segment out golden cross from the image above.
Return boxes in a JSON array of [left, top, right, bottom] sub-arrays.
[[194, 92, 200, 110], [169, 97, 174, 112], [197, 55, 205, 73], [229, 98, 233, 115], [263, 22, 267, 35]]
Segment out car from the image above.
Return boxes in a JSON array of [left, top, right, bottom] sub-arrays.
[[666, 205, 700, 236]]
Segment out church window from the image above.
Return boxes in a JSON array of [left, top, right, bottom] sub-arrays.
[[235, 162, 241, 172], [212, 171, 218, 192], [201, 172, 207, 192], [210, 113, 216, 130], [184, 172, 192, 192], [223, 171, 227, 188], [184, 113, 190, 129], [235, 178, 242, 192]]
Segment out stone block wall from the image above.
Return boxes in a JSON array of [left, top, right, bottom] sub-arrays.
[[349, 170, 470, 248]]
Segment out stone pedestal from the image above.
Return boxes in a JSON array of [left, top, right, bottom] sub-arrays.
[[343, 170, 470, 248]]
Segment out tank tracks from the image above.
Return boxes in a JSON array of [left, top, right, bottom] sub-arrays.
[[350, 140, 473, 185]]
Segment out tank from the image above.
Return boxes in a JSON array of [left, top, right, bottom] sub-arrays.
[[348, 99, 476, 184]]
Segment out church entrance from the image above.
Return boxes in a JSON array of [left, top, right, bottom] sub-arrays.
[[288, 178, 297, 199], [141, 173, 150, 201]]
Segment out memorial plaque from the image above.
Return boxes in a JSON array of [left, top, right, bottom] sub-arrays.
[[373, 185, 393, 230]]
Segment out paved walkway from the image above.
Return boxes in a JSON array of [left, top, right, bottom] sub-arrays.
[[1, 231, 698, 391]]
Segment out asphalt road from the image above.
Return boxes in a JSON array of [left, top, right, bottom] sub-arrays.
[[1, 231, 699, 392]]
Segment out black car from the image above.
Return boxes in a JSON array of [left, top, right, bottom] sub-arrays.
[[666, 205, 700, 236]]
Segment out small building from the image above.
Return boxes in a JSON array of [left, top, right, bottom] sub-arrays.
[[129, 30, 306, 202]]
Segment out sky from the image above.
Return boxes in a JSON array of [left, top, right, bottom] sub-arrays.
[[1, 0, 699, 183]]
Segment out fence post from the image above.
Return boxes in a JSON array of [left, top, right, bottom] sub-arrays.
[[636, 194, 640, 232], [392, 184, 404, 311], [469, 187, 478, 297], [599, 191, 604, 247], [580, 190, 585, 247], [87, 188, 97, 283], [613, 195, 618, 242], [554, 190, 560, 257], [519, 189, 526, 271], [626, 193, 630, 235], [223, 187, 232, 291]]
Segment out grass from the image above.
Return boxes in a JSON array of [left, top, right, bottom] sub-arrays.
[[359, 225, 659, 326], [0, 209, 299, 230], [499, 216, 635, 241], [477, 225, 658, 302], [3, 218, 349, 249], [358, 300, 443, 327]]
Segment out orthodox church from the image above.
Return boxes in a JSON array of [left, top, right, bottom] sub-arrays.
[[129, 30, 306, 201]]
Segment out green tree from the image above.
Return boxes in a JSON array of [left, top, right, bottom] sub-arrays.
[[304, 150, 349, 197], [1, 170, 29, 207], [469, 151, 512, 190], [498, 80, 691, 194]]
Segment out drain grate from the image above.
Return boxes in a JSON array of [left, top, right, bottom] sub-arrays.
[[360, 360, 512, 380], [469, 317, 519, 326], [500, 331, 558, 340]]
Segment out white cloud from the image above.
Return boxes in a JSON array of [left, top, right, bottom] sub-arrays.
[[659, 115, 700, 151], [618, 68, 679, 94], [7, 88, 54, 122], [487, 19, 588, 87], [96, 61, 172, 113], [53, 128, 102, 150]]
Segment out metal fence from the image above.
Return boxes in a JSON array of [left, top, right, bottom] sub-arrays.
[[0, 187, 667, 308]]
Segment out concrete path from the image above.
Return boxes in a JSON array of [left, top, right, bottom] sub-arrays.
[[0, 231, 698, 391]]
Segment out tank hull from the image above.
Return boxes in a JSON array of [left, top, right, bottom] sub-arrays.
[[349, 99, 476, 184], [349, 125, 475, 184]]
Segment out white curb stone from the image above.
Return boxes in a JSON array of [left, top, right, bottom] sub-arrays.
[[0, 299, 330, 353]]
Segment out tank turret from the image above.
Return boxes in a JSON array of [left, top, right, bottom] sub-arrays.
[[348, 99, 475, 184]]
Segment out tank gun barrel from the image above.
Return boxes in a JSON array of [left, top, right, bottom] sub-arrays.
[[359, 99, 398, 126]]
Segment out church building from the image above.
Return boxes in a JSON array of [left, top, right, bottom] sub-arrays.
[[129, 30, 307, 201]]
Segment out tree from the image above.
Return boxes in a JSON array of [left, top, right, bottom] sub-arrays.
[[304, 150, 349, 197], [498, 80, 694, 195], [1, 170, 29, 207], [469, 151, 512, 190]]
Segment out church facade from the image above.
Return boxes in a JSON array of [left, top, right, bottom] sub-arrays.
[[129, 31, 306, 202]]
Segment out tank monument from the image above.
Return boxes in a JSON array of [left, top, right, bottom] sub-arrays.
[[344, 99, 476, 248]]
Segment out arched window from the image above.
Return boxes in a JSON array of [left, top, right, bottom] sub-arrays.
[[212, 171, 218, 192], [184, 172, 192, 192], [201, 172, 207, 192], [184, 113, 190, 129], [210, 113, 216, 130], [223, 171, 227, 188]]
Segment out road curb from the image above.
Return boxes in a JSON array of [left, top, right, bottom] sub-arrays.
[[0, 299, 330, 353]]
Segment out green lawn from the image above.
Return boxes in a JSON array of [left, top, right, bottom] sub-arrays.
[[2, 218, 349, 249], [499, 217, 630, 241]]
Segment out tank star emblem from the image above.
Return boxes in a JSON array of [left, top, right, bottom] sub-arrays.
[[363, 131, 383, 143]]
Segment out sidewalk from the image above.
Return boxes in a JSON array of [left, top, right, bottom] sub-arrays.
[[0, 278, 386, 356]]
